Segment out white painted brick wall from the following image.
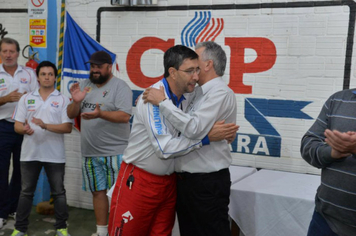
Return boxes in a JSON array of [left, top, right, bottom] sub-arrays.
[[85, 1, 348, 177], [7, 0, 356, 209], [0, 0, 29, 66]]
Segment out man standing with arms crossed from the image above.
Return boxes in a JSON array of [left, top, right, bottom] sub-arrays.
[[143, 41, 237, 236], [0, 38, 38, 228], [67, 51, 132, 236]]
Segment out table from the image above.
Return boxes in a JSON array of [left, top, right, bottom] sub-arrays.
[[229, 165, 257, 236], [229, 165, 257, 185], [229, 169, 320, 236]]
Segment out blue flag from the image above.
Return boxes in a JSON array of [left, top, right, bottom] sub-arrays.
[[61, 12, 117, 97]]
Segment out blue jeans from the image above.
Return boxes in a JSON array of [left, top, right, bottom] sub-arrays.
[[307, 210, 338, 236], [15, 161, 68, 232], [0, 120, 22, 219]]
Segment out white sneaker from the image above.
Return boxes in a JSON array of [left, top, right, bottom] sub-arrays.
[[0, 218, 7, 229], [9, 212, 16, 220]]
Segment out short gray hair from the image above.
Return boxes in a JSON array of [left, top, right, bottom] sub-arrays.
[[0, 37, 20, 52], [196, 41, 226, 76]]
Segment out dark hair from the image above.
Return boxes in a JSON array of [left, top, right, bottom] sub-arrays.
[[164, 45, 198, 78], [36, 61, 58, 77], [0, 37, 20, 52]]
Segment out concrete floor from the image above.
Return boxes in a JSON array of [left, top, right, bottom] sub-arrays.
[[3, 160, 98, 236], [3, 158, 183, 236], [0, 209, 237, 236], [0, 206, 97, 236], [0, 206, 182, 236]]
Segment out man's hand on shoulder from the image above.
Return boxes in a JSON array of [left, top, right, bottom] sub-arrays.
[[142, 86, 166, 106]]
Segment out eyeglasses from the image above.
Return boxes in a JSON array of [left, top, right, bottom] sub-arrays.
[[178, 68, 200, 75]]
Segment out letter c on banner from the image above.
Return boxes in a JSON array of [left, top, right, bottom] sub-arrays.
[[127, 37, 175, 88]]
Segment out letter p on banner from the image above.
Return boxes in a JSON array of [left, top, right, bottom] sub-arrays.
[[225, 37, 276, 94]]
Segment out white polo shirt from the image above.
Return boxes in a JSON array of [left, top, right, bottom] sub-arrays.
[[0, 64, 38, 121], [13, 89, 73, 163]]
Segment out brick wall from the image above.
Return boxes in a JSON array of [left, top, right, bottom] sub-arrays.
[[0, 0, 29, 66], [65, 0, 355, 175], [3, 0, 356, 209]]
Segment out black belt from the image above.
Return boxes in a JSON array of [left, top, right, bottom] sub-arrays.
[[176, 168, 229, 180]]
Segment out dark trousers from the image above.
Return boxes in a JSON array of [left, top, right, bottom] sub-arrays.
[[176, 168, 231, 236], [0, 120, 22, 219], [15, 161, 68, 232], [307, 210, 338, 236]]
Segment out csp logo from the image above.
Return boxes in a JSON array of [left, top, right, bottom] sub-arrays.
[[181, 11, 223, 47]]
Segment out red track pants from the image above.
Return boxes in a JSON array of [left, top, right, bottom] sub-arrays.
[[108, 162, 176, 236]]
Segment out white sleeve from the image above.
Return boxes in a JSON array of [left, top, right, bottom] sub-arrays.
[[13, 95, 28, 123], [159, 89, 236, 139], [30, 69, 39, 92], [138, 98, 203, 159], [23, 67, 39, 92]]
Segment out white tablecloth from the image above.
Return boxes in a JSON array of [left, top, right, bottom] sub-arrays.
[[229, 169, 320, 236], [229, 165, 257, 185]]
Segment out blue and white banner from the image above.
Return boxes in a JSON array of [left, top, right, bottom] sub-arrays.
[[61, 12, 118, 97]]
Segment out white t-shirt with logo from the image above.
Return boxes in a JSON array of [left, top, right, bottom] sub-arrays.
[[13, 89, 73, 163], [0, 64, 38, 121]]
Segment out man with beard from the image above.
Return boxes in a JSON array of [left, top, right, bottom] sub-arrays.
[[67, 50, 132, 236], [0, 38, 38, 229]]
